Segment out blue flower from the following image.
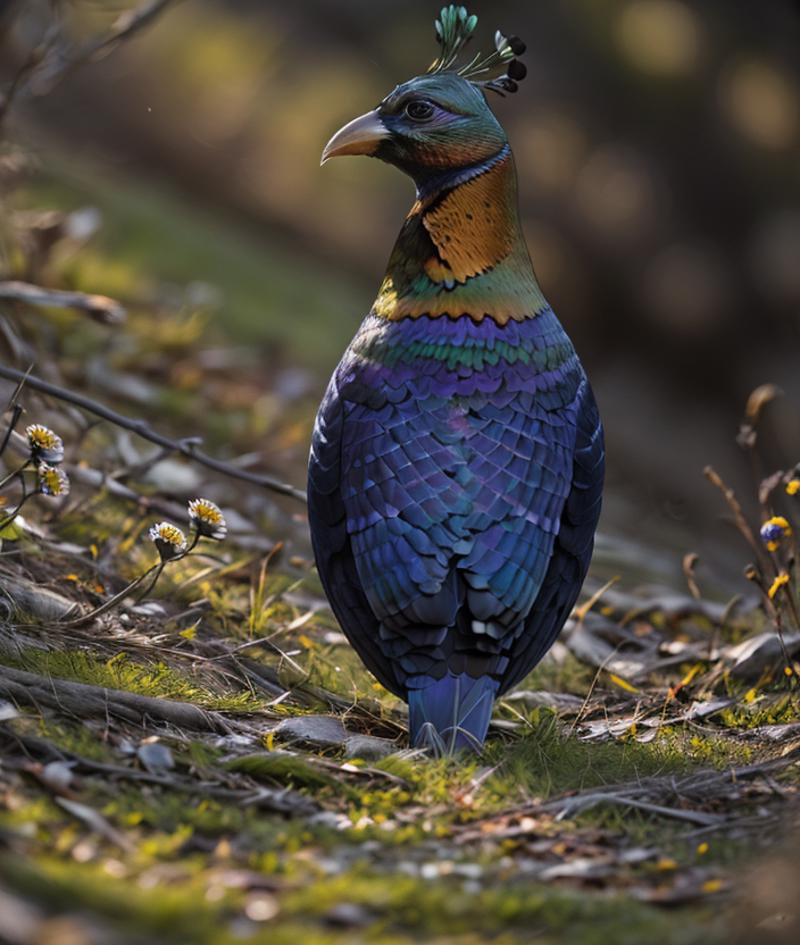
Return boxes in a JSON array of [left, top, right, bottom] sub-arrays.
[[760, 516, 791, 552]]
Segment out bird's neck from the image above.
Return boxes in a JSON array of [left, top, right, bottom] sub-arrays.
[[372, 146, 546, 324]]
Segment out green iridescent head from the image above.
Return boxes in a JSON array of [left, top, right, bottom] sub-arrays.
[[322, 6, 526, 177]]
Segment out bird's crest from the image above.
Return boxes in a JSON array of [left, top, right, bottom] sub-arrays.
[[427, 5, 527, 96]]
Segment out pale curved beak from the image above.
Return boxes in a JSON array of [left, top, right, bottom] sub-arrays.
[[321, 110, 389, 165]]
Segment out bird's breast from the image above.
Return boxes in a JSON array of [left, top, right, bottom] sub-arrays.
[[342, 308, 579, 405]]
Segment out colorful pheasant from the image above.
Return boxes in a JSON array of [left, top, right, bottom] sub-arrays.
[[308, 6, 604, 753]]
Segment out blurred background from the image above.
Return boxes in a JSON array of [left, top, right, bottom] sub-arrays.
[[1, 0, 799, 590]]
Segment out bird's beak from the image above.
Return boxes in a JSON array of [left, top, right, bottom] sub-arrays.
[[321, 110, 389, 165]]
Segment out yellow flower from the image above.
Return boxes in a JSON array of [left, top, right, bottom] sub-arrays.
[[768, 573, 789, 599], [786, 479, 800, 496], [187, 498, 227, 540], [26, 424, 64, 464], [37, 463, 70, 497], [148, 521, 187, 561]]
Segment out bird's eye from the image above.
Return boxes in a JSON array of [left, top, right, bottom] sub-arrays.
[[405, 100, 435, 122]]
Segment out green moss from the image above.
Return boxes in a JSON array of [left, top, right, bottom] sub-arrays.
[[2, 648, 264, 712], [0, 855, 241, 945], [98, 784, 305, 853], [482, 710, 688, 804], [719, 692, 800, 729], [281, 867, 721, 945], [17, 158, 365, 370], [226, 752, 347, 794], [34, 718, 118, 763], [0, 796, 64, 840]]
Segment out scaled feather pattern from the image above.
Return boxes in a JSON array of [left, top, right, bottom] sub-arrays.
[[309, 7, 604, 753]]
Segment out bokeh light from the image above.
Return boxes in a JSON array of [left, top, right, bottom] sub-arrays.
[[616, 0, 703, 77]]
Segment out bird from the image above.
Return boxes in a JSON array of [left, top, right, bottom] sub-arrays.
[[308, 6, 604, 754]]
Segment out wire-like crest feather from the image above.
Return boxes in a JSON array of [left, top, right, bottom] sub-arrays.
[[427, 5, 527, 96]]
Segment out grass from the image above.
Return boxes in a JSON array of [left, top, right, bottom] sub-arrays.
[[0, 853, 723, 945], [1, 126, 798, 945], [15, 154, 366, 371], [2, 647, 266, 713], [226, 752, 345, 794], [281, 868, 722, 945], [485, 710, 688, 800], [719, 692, 800, 729]]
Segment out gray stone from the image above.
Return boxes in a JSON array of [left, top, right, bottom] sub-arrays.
[[275, 715, 348, 748], [343, 734, 397, 761]]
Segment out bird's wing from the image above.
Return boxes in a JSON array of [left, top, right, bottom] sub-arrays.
[[307, 376, 405, 697], [333, 334, 594, 686], [498, 376, 605, 693]]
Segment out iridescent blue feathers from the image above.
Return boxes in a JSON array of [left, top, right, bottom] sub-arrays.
[[310, 5, 604, 753]]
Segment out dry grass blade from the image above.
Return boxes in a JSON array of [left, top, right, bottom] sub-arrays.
[[0, 364, 306, 501], [704, 465, 763, 561], [548, 794, 724, 827], [2, 729, 318, 816], [683, 552, 701, 600], [55, 797, 134, 851]]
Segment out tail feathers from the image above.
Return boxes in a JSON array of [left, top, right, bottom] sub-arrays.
[[407, 673, 499, 754]]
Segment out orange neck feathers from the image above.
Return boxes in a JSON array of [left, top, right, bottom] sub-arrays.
[[372, 151, 545, 324]]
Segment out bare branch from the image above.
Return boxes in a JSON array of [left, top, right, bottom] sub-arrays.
[[0, 0, 177, 127], [0, 364, 308, 503], [2, 729, 319, 817], [0, 280, 126, 325], [74, 0, 178, 66], [0, 663, 242, 733], [0, 9, 63, 129]]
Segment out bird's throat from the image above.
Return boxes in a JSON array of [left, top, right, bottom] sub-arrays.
[[372, 149, 546, 324]]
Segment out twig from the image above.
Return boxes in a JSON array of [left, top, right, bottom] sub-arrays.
[[456, 752, 799, 841], [683, 552, 701, 601], [70, 0, 178, 67], [0, 1, 178, 126], [0, 280, 126, 325], [0, 404, 22, 459], [0, 459, 28, 491], [0, 12, 62, 130], [546, 792, 723, 827], [0, 664, 247, 734], [67, 462, 195, 520], [704, 465, 765, 567], [0, 483, 38, 531], [2, 729, 318, 817], [54, 562, 163, 628], [0, 364, 307, 502], [567, 636, 626, 737]]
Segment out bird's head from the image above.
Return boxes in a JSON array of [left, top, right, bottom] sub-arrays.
[[321, 6, 526, 182]]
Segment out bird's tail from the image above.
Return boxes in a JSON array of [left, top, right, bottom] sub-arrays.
[[407, 673, 499, 754]]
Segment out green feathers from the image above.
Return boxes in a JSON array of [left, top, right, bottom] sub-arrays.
[[429, 6, 478, 73], [427, 5, 527, 95]]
